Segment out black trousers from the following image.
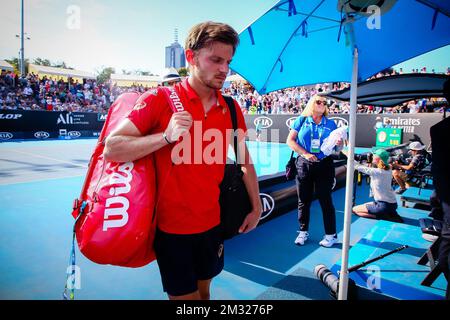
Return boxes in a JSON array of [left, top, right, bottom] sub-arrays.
[[438, 201, 450, 300], [295, 156, 336, 235]]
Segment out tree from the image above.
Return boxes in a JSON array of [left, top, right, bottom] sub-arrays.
[[33, 58, 52, 66], [5, 57, 74, 75], [178, 67, 188, 77], [5, 57, 29, 74], [33, 58, 73, 69], [120, 69, 153, 76], [53, 61, 74, 70], [136, 70, 153, 76], [96, 67, 115, 84]]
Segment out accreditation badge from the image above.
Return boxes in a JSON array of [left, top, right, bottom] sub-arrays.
[[311, 138, 321, 153]]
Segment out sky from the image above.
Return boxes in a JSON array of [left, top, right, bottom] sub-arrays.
[[0, 0, 448, 77]]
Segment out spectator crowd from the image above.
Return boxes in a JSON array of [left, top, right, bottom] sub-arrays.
[[0, 71, 147, 114], [224, 67, 450, 115], [1, 66, 448, 115]]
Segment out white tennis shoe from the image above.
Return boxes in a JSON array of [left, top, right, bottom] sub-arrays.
[[319, 234, 338, 248], [294, 231, 309, 246]]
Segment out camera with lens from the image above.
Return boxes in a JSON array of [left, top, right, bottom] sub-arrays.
[[314, 264, 357, 300], [314, 264, 339, 298], [354, 152, 373, 163], [389, 149, 409, 165]]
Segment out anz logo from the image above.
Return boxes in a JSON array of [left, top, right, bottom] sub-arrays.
[[254, 116, 273, 129], [34, 131, 50, 139], [329, 116, 348, 128], [286, 117, 298, 129], [259, 193, 275, 220]]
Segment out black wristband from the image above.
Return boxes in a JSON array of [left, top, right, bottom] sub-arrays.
[[162, 132, 172, 144]]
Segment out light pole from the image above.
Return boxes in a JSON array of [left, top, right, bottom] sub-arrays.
[[15, 32, 30, 76], [15, 0, 30, 76], [21, 0, 24, 75]]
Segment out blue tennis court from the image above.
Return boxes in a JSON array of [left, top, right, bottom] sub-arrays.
[[0, 139, 445, 300], [331, 220, 447, 300]]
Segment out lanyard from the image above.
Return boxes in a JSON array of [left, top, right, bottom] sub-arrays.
[[309, 118, 324, 154], [310, 119, 324, 141]]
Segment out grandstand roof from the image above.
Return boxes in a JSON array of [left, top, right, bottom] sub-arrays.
[[0, 60, 14, 71], [111, 74, 160, 82], [28, 63, 96, 79]]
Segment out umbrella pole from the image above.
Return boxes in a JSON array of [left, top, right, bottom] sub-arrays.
[[338, 47, 359, 300]]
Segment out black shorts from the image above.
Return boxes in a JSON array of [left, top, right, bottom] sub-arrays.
[[153, 224, 224, 297], [366, 201, 398, 218]]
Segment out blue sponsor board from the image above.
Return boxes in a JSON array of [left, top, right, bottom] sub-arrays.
[[97, 113, 107, 122], [0, 110, 442, 147], [0, 110, 104, 141]]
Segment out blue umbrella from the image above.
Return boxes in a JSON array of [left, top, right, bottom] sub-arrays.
[[231, 0, 450, 300]]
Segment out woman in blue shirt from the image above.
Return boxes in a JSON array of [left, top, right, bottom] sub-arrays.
[[286, 95, 343, 247]]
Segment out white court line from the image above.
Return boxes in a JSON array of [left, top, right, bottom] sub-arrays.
[[7, 149, 88, 168], [0, 173, 85, 186], [240, 261, 286, 276]]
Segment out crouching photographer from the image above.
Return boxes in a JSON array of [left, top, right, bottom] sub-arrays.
[[352, 149, 403, 223], [391, 141, 427, 194]]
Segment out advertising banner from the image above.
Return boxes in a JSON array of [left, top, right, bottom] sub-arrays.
[[0, 110, 443, 147]]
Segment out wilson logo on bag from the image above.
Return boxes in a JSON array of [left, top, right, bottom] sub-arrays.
[[103, 161, 133, 231]]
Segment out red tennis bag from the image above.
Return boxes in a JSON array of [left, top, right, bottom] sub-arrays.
[[64, 88, 185, 299], [71, 91, 156, 268]]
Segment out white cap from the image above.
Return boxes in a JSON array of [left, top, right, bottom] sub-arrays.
[[160, 67, 181, 83], [408, 141, 425, 151]]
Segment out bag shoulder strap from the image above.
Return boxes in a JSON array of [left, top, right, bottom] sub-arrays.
[[290, 116, 307, 159], [297, 115, 306, 129], [160, 86, 185, 113], [222, 95, 238, 131], [154, 86, 187, 221], [222, 95, 240, 164]]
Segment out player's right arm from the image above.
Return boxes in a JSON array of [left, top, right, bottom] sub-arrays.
[[103, 90, 193, 163], [103, 119, 168, 163], [104, 111, 192, 163]]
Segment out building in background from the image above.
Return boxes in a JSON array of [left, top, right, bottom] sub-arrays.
[[165, 29, 186, 69]]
